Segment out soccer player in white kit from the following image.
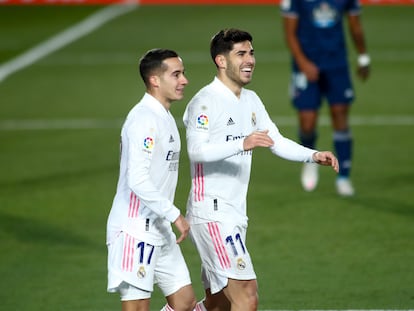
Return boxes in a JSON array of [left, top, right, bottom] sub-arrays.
[[106, 49, 198, 311], [183, 29, 339, 311]]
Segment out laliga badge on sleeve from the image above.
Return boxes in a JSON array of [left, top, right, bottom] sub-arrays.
[[196, 113, 209, 131], [142, 136, 154, 153]]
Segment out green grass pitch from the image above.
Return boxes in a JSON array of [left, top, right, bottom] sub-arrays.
[[0, 4, 413, 311]]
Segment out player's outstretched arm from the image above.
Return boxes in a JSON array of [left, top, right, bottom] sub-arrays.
[[173, 214, 190, 244], [312, 151, 339, 173]]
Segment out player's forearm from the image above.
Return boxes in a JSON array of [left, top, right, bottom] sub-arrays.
[[187, 138, 244, 162], [348, 14, 367, 54], [128, 175, 180, 223], [270, 135, 315, 163]]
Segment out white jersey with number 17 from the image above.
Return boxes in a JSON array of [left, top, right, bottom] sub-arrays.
[[107, 93, 181, 246]]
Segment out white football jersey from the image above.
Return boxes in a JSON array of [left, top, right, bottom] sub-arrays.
[[183, 77, 315, 225], [107, 93, 181, 246]]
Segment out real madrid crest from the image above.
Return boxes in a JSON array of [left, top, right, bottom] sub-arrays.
[[137, 266, 146, 278], [237, 258, 246, 270], [251, 112, 256, 127]]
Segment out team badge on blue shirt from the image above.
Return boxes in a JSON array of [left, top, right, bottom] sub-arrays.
[[313, 2, 337, 28]]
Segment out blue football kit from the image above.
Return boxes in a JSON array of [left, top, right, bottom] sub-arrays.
[[281, 0, 361, 109]]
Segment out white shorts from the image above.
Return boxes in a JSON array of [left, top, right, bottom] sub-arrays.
[[107, 231, 192, 300], [190, 221, 256, 294]]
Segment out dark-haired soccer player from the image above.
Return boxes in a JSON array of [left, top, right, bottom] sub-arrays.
[[183, 28, 339, 311], [106, 48, 198, 311], [281, 0, 370, 196]]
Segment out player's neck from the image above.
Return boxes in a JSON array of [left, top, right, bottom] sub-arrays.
[[147, 91, 171, 111], [216, 74, 242, 98]]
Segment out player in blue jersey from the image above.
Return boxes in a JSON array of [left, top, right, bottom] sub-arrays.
[[281, 0, 370, 196]]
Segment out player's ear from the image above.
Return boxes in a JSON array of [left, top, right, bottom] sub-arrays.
[[149, 75, 160, 88], [215, 54, 226, 69]]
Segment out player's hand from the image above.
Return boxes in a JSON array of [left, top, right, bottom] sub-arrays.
[[173, 214, 190, 244], [357, 65, 370, 81], [300, 60, 319, 82], [243, 130, 274, 150], [312, 151, 339, 173]]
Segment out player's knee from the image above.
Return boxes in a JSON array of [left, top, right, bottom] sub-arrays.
[[187, 296, 198, 311], [167, 286, 197, 311], [246, 292, 258, 311], [179, 293, 197, 311], [233, 292, 258, 311]]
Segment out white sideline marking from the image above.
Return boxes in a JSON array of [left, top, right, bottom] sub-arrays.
[[0, 115, 413, 131], [0, 118, 124, 131], [275, 115, 414, 127], [0, 3, 137, 83]]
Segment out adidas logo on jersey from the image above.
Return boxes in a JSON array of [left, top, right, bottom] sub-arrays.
[[227, 118, 235, 126], [169, 135, 174, 143]]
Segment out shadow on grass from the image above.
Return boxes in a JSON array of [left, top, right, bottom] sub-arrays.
[[0, 211, 102, 251], [351, 194, 414, 219], [0, 163, 117, 191]]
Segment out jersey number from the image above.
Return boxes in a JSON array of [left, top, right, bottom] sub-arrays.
[[225, 233, 246, 256], [136, 242, 155, 265]]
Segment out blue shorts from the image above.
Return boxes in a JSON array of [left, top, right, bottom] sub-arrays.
[[290, 66, 354, 111]]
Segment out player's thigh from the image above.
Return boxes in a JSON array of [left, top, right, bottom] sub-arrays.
[[107, 232, 158, 295], [323, 67, 354, 105], [155, 241, 193, 300], [190, 222, 256, 294]]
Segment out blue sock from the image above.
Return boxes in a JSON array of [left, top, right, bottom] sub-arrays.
[[299, 130, 317, 149], [333, 129, 353, 178]]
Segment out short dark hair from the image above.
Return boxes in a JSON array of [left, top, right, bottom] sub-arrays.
[[139, 48, 179, 87], [210, 28, 253, 64]]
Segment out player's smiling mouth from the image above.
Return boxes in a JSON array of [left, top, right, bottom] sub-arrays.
[[241, 67, 252, 72]]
